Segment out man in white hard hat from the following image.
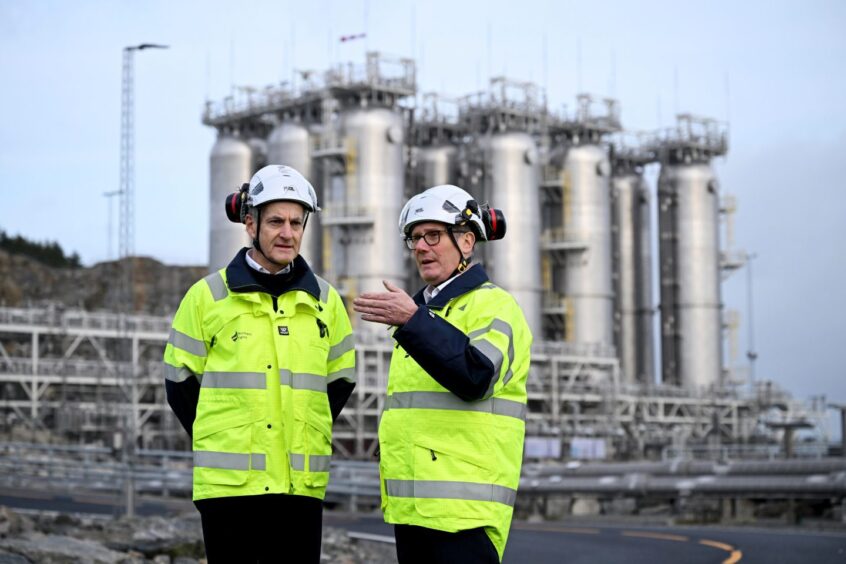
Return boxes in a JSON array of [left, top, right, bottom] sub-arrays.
[[353, 184, 532, 563], [164, 165, 356, 563]]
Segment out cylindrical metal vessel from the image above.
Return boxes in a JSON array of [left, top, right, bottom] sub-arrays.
[[657, 163, 723, 390], [267, 121, 321, 271], [634, 178, 655, 384], [326, 107, 406, 316], [247, 137, 267, 171], [417, 144, 458, 188], [483, 132, 542, 336], [209, 134, 252, 271], [560, 144, 614, 347], [611, 170, 655, 385]]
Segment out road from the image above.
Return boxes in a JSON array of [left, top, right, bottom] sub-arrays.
[[326, 514, 846, 563], [1, 488, 844, 563], [0, 486, 191, 518]]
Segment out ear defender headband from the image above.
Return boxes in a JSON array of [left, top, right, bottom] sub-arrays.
[[461, 200, 508, 241]]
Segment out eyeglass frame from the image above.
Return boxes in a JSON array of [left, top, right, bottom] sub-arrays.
[[404, 227, 471, 250]]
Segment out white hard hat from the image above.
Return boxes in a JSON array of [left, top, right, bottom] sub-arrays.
[[398, 184, 487, 240], [247, 165, 320, 213]]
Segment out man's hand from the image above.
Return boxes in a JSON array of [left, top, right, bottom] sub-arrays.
[[352, 280, 418, 326]]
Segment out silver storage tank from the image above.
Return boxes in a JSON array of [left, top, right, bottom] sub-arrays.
[[417, 144, 458, 188], [657, 163, 723, 390], [327, 107, 406, 315], [209, 133, 252, 271], [267, 121, 321, 271], [634, 177, 655, 385], [483, 131, 542, 336], [561, 144, 615, 347], [406, 144, 458, 292], [611, 170, 655, 384], [247, 137, 267, 170]]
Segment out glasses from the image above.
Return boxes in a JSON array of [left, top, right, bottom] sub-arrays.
[[404, 229, 468, 250]]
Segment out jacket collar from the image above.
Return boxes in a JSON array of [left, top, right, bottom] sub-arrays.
[[225, 248, 321, 301], [411, 263, 489, 309]]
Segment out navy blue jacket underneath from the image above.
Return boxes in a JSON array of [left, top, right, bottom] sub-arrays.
[[393, 264, 497, 402]]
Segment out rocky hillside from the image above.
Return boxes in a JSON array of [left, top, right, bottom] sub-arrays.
[[0, 250, 207, 315], [0, 506, 396, 563]]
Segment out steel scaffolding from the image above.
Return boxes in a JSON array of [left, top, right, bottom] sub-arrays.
[[0, 305, 827, 460]]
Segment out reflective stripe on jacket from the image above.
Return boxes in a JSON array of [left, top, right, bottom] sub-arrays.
[[164, 253, 355, 502], [378, 265, 531, 561]]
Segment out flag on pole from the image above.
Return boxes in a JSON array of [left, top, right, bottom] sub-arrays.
[[340, 33, 367, 43]]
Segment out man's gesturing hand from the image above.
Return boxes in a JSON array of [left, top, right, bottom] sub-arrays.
[[352, 280, 418, 326]]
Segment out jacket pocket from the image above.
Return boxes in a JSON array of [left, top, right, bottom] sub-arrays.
[[411, 440, 494, 520], [305, 421, 332, 488], [194, 405, 255, 440], [193, 407, 258, 486]]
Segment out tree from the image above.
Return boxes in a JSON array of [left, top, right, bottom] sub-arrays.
[[0, 229, 81, 268]]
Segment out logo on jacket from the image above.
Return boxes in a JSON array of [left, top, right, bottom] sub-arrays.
[[278, 326, 289, 336], [231, 331, 252, 342], [316, 318, 329, 338]]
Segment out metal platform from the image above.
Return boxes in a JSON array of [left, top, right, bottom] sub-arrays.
[[0, 306, 828, 460]]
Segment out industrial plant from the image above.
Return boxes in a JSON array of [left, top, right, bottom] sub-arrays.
[[198, 51, 827, 458], [1, 52, 842, 524]]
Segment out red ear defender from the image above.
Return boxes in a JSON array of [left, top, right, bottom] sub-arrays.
[[482, 206, 507, 241], [461, 199, 507, 241], [224, 183, 250, 223]]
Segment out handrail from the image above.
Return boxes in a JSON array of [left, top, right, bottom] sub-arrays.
[[2, 444, 843, 502]]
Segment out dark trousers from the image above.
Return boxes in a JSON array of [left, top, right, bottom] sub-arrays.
[[194, 494, 323, 563], [394, 524, 499, 564]]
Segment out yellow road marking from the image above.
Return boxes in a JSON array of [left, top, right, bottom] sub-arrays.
[[699, 538, 743, 562], [515, 523, 742, 562], [622, 531, 689, 542], [700, 539, 734, 552], [724, 550, 743, 564]]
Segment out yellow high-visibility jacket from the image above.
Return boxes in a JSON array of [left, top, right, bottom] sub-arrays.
[[379, 264, 531, 561], [164, 250, 355, 501]]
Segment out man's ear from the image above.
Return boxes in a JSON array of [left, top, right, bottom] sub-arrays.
[[245, 211, 256, 240], [461, 231, 476, 254]]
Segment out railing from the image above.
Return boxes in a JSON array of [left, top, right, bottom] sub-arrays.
[[532, 341, 617, 361], [324, 53, 416, 93], [0, 306, 170, 335], [541, 292, 565, 310], [321, 205, 375, 226], [203, 52, 416, 123], [609, 131, 659, 164], [651, 114, 729, 156], [0, 357, 163, 378], [0, 443, 192, 496], [0, 443, 380, 500], [662, 443, 829, 462], [4, 443, 843, 505], [540, 228, 587, 250]]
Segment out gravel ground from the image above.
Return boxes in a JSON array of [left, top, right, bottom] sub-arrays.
[[0, 506, 396, 563]]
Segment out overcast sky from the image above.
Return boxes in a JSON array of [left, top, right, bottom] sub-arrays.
[[1, 1, 844, 425]]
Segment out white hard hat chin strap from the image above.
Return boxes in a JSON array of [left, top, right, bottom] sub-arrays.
[[446, 226, 470, 274], [251, 206, 267, 260]]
